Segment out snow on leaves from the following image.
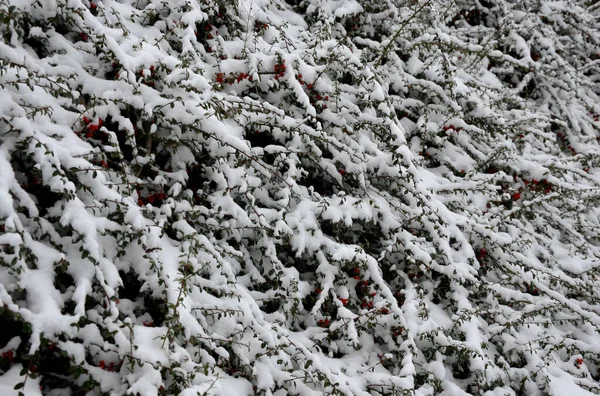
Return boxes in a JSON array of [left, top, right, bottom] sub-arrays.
[[1, 0, 600, 394]]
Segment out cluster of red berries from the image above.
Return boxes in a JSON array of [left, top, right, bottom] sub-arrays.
[[99, 360, 116, 371], [339, 298, 349, 306], [394, 291, 405, 306], [575, 358, 584, 368], [215, 72, 253, 85], [196, 21, 216, 46], [443, 124, 463, 132], [138, 191, 166, 206], [526, 284, 540, 296], [20, 174, 41, 190], [476, 248, 487, 261], [345, 14, 361, 31], [358, 280, 377, 309], [254, 21, 268, 32], [360, 299, 374, 309], [317, 318, 330, 328], [297, 73, 329, 109], [110, 62, 121, 80], [357, 279, 369, 288], [274, 60, 286, 80], [138, 65, 157, 88], [143, 321, 154, 327], [77, 116, 104, 138], [1, 350, 14, 361], [391, 325, 404, 337], [556, 132, 577, 155], [407, 271, 422, 280], [523, 178, 553, 194], [91, 157, 109, 169]]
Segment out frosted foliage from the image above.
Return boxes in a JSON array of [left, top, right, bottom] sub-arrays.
[[0, 0, 600, 394]]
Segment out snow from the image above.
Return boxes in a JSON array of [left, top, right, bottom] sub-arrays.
[[0, 366, 42, 396], [548, 367, 599, 396], [1, 0, 600, 394]]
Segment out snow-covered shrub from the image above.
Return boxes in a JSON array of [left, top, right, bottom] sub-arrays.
[[1, 0, 600, 394]]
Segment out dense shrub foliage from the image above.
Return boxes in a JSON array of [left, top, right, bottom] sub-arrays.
[[1, 0, 600, 394]]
